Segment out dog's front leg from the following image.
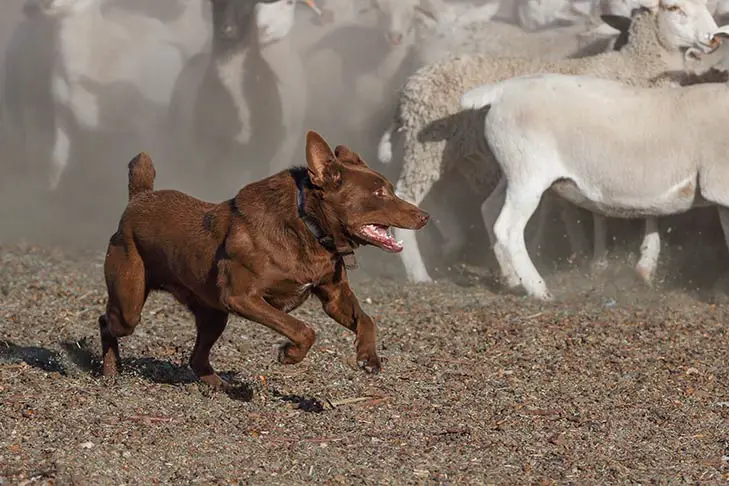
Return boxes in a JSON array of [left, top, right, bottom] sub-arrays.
[[223, 295, 316, 365], [314, 281, 381, 374]]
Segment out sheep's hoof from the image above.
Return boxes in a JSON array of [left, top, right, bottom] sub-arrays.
[[534, 290, 554, 302], [409, 274, 434, 284], [635, 265, 655, 287]]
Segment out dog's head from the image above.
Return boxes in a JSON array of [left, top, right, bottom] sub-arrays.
[[305, 131, 429, 253]]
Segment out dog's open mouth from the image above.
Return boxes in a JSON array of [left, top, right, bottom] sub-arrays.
[[357, 224, 403, 253]]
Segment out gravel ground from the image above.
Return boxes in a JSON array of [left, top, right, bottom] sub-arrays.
[[2, 238, 729, 485]]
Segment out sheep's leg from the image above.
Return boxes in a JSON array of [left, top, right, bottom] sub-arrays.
[[482, 176, 520, 289], [494, 183, 552, 301], [394, 179, 437, 283], [590, 214, 609, 274], [393, 132, 453, 283], [48, 124, 71, 191], [635, 217, 660, 286]]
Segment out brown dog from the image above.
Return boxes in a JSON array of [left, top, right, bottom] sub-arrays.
[[98, 131, 429, 388]]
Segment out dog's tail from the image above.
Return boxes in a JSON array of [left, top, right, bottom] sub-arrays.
[[128, 152, 156, 200]]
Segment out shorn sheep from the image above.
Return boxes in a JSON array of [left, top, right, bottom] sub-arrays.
[[379, 0, 718, 284], [458, 27, 729, 301]]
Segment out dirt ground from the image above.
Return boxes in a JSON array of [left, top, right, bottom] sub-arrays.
[[2, 235, 729, 484]]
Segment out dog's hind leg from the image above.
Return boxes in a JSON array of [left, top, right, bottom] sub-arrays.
[[99, 236, 148, 377], [189, 305, 229, 389]]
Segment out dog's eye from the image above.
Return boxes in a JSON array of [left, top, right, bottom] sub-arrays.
[[374, 187, 387, 197]]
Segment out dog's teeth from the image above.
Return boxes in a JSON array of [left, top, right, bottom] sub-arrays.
[[397, 240, 403, 246]]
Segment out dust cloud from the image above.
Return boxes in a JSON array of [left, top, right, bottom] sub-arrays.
[[0, 0, 725, 286]]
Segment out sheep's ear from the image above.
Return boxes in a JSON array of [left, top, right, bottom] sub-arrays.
[[600, 14, 632, 33]]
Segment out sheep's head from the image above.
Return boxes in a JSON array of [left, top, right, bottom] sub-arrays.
[[657, 0, 718, 51], [684, 24, 729, 70], [371, 0, 420, 47], [210, 0, 279, 43], [255, 0, 296, 45]]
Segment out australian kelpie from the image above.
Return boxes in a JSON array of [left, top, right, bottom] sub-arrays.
[[99, 131, 429, 389]]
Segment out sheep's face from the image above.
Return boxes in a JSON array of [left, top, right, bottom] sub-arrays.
[[658, 0, 718, 51], [371, 0, 419, 47], [210, 0, 278, 42], [34, 0, 96, 16], [255, 0, 296, 45]]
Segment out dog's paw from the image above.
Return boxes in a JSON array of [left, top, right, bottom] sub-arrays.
[[357, 354, 382, 374], [277, 341, 306, 365]]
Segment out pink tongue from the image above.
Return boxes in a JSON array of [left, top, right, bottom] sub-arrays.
[[364, 225, 403, 252]]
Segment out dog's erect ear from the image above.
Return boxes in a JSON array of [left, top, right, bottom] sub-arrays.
[[306, 131, 339, 186], [334, 145, 368, 167]]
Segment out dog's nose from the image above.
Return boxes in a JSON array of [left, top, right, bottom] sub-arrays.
[[416, 211, 430, 229]]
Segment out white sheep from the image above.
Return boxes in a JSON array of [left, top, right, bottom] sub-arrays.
[[458, 28, 729, 301], [29, 0, 202, 191], [379, 0, 717, 284]]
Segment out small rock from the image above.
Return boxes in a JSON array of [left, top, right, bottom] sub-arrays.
[[80, 441, 94, 449]]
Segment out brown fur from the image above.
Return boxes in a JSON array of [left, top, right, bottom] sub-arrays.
[[98, 131, 429, 388]]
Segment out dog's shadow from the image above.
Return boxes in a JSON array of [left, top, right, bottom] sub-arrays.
[[0, 339, 255, 402]]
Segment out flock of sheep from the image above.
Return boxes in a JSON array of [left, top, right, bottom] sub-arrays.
[[1, 0, 729, 299]]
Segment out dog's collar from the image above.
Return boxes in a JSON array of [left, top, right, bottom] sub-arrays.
[[296, 174, 357, 269]]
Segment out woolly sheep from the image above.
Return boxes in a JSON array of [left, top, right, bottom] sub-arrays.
[[379, 0, 717, 284], [457, 28, 729, 301]]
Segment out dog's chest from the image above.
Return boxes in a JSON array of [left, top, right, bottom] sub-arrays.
[[266, 282, 316, 313]]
